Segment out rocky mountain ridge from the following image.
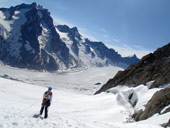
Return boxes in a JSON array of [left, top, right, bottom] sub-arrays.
[[0, 3, 140, 71], [56, 24, 140, 68], [96, 43, 170, 94]]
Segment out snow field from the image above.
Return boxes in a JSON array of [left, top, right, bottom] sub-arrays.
[[0, 77, 169, 128], [0, 64, 123, 94], [0, 65, 169, 128], [0, 78, 128, 128]]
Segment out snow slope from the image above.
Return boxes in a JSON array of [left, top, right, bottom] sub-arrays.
[[0, 66, 169, 128], [0, 78, 169, 128]]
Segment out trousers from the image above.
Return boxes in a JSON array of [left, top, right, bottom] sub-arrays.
[[40, 101, 50, 118]]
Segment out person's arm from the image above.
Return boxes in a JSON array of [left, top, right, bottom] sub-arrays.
[[50, 93, 53, 103], [43, 92, 48, 99], [42, 92, 48, 105], [48, 93, 52, 106], [43, 92, 45, 98]]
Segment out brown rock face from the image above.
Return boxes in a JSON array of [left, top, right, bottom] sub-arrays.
[[138, 86, 170, 121], [95, 43, 170, 94]]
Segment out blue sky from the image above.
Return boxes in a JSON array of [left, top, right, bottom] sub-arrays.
[[0, 0, 170, 58]]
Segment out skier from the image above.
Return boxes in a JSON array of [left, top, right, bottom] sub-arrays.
[[40, 87, 53, 119]]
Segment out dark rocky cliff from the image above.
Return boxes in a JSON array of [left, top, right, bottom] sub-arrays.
[[132, 86, 170, 121], [96, 43, 170, 94], [0, 3, 70, 71]]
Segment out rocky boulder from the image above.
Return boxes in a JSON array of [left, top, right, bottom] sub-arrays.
[[133, 86, 170, 121]]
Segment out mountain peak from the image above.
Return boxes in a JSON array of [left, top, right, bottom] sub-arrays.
[[9, 2, 37, 10], [0, 3, 140, 71], [56, 25, 80, 35], [130, 54, 138, 58], [56, 25, 82, 40], [56, 25, 71, 33], [71, 27, 79, 34]]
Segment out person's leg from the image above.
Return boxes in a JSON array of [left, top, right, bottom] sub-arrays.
[[40, 105, 44, 115], [44, 105, 49, 118]]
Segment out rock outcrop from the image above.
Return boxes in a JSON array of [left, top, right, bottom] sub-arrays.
[[96, 43, 170, 94], [133, 86, 170, 121], [161, 119, 170, 128]]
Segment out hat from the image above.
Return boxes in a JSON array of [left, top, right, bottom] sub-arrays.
[[48, 87, 52, 91]]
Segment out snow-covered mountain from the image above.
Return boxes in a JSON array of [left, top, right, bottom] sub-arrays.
[[56, 25, 139, 68], [0, 3, 140, 71], [0, 3, 70, 71]]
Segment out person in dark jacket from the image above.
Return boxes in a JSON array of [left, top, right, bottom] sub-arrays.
[[40, 87, 53, 118]]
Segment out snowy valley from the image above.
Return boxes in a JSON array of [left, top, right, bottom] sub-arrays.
[[0, 64, 169, 128], [0, 2, 170, 128]]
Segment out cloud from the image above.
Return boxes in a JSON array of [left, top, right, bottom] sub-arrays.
[[81, 32, 98, 41], [106, 43, 152, 59], [79, 28, 98, 41], [112, 38, 121, 43], [103, 37, 151, 59], [100, 27, 106, 33], [53, 17, 74, 27], [103, 34, 110, 38]]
